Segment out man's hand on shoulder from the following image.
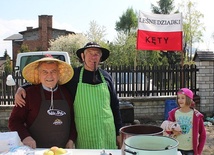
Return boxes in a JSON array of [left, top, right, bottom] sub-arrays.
[[14, 87, 26, 107]]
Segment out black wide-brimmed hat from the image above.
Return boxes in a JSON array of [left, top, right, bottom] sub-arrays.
[[76, 42, 110, 62]]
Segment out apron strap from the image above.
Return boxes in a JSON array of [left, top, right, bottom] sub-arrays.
[[80, 67, 106, 84], [40, 85, 66, 101]]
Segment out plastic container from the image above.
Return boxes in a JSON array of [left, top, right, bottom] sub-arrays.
[[164, 99, 177, 120], [119, 101, 134, 123]]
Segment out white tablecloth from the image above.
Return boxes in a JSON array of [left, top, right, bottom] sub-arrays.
[[35, 148, 182, 155]]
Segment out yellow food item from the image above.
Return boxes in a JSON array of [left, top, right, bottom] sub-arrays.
[[43, 150, 54, 155], [50, 146, 59, 152], [43, 146, 67, 155], [55, 148, 67, 155]]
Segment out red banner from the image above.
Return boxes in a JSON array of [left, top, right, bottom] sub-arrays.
[[137, 11, 183, 51]]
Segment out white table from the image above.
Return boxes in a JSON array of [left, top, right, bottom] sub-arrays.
[[35, 149, 119, 155], [35, 148, 182, 155]]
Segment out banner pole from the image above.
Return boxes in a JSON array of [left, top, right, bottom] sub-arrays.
[[181, 50, 184, 87], [181, 50, 184, 66]]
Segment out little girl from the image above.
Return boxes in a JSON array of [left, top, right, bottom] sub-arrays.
[[168, 88, 206, 155]]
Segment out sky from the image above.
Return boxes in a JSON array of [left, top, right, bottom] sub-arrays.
[[0, 0, 214, 58]]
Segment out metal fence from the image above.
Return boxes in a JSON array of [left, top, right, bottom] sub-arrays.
[[103, 64, 198, 97], [0, 64, 198, 105]]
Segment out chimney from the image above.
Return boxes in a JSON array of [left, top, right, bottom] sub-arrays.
[[27, 27, 33, 30], [38, 15, 52, 50], [39, 15, 52, 28]]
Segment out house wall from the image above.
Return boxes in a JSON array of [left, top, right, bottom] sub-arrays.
[[0, 106, 12, 131], [195, 60, 214, 116], [52, 29, 71, 38], [20, 15, 74, 52], [21, 15, 53, 51]]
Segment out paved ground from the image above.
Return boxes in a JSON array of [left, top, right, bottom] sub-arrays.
[[203, 125, 214, 155]]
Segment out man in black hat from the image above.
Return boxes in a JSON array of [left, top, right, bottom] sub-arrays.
[[15, 42, 122, 149]]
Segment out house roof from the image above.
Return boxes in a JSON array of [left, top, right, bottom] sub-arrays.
[[19, 27, 75, 35], [19, 28, 39, 34], [193, 51, 214, 62], [4, 34, 23, 41]]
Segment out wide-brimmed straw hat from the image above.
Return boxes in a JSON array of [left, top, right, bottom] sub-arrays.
[[76, 42, 110, 62], [22, 57, 74, 85]]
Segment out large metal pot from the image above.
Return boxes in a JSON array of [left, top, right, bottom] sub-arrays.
[[123, 135, 179, 155], [120, 124, 163, 144], [120, 124, 164, 155]]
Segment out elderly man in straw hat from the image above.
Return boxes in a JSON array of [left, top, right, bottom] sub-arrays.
[[9, 56, 77, 149]]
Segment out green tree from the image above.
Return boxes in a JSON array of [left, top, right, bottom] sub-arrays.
[[3, 50, 12, 75], [114, 8, 141, 68], [151, 0, 176, 14], [18, 44, 30, 53], [180, 0, 204, 61], [3, 50, 9, 59], [115, 7, 138, 35], [108, 32, 136, 66], [49, 34, 88, 67]]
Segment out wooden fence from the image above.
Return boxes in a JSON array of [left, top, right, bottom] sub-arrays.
[[0, 71, 26, 106], [0, 64, 198, 105]]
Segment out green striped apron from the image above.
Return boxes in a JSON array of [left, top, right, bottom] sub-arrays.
[[74, 67, 117, 149]]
